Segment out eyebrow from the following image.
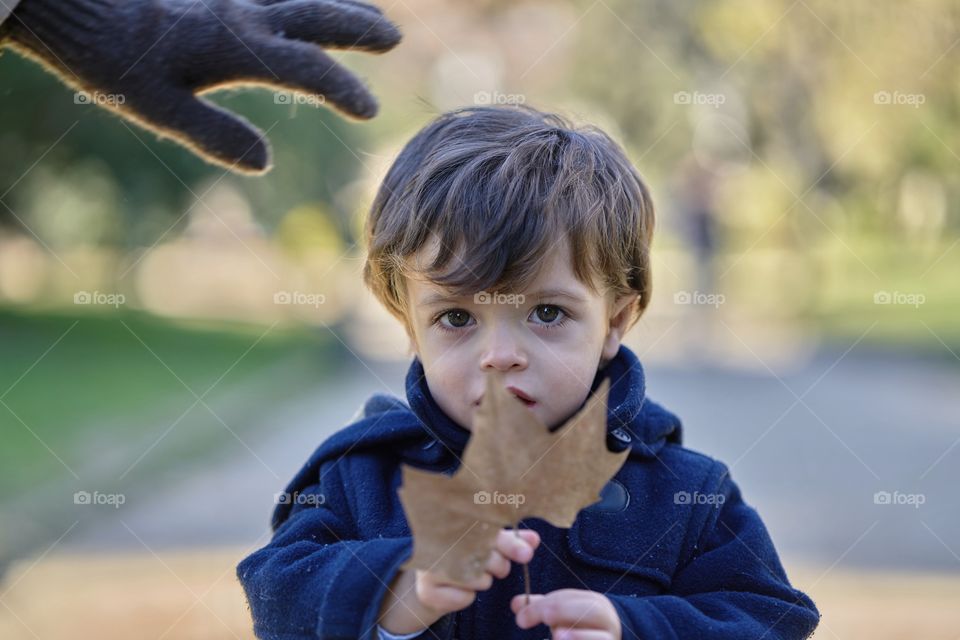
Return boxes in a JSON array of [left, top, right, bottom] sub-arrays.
[[419, 288, 588, 307]]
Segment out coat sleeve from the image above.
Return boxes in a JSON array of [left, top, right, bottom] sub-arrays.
[[606, 465, 820, 640], [236, 456, 452, 640]]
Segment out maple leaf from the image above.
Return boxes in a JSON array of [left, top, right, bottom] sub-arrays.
[[397, 370, 629, 584]]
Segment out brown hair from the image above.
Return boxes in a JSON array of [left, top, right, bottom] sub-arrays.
[[362, 105, 655, 335]]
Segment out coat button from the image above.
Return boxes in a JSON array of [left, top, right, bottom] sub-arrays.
[[610, 427, 632, 444], [588, 478, 630, 512]]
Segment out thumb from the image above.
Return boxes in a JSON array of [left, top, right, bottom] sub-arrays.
[[514, 529, 541, 550], [511, 593, 544, 614], [127, 92, 272, 174]]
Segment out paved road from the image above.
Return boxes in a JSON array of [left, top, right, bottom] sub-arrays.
[[46, 342, 960, 573]]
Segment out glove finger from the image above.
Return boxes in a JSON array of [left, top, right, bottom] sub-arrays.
[[265, 0, 401, 52], [328, 0, 386, 16], [260, 0, 386, 16], [334, 0, 383, 15], [213, 37, 381, 119], [132, 91, 272, 174]]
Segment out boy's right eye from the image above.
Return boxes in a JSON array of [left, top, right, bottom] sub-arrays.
[[434, 308, 474, 332]]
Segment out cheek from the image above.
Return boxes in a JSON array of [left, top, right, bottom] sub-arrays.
[[419, 332, 469, 377], [420, 353, 473, 423], [538, 350, 605, 428], [542, 340, 603, 385]]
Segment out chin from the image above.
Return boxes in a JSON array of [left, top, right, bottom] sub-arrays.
[[467, 402, 546, 431]]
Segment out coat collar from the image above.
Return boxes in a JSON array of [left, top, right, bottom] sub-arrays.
[[271, 344, 682, 530], [404, 343, 682, 463]]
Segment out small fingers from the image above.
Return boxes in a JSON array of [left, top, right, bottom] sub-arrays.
[[512, 590, 615, 631], [422, 566, 493, 593], [511, 593, 546, 615], [485, 549, 511, 579], [551, 629, 613, 640], [496, 528, 540, 564], [518, 529, 541, 549], [415, 577, 476, 613]]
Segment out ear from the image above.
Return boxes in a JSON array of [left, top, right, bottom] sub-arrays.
[[600, 292, 639, 365]]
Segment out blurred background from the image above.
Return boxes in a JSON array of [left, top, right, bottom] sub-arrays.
[[1, 0, 959, 637]]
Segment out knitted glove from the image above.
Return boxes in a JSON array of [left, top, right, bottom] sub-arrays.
[[0, 0, 402, 173]]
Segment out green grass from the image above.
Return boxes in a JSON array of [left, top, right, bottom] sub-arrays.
[[810, 238, 960, 361], [0, 307, 339, 500], [713, 235, 960, 363]]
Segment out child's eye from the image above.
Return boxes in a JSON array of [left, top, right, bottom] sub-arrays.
[[434, 308, 475, 333], [529, 304, 569, 328], [432, 304, 570, 334]]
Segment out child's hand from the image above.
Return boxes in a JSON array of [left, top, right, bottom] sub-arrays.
[[379, 528, 540, 634], [418, 528, 540, 612], [511, 589, 622, 640]]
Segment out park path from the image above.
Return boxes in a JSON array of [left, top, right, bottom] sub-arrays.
[[53, 340, 960, 573], [3, 334, 959, 639]]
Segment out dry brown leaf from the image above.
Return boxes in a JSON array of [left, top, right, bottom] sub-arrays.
[[397, 370, 629, 584]]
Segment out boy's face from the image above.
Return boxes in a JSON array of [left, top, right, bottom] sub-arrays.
[[403, 236, 637, 432]]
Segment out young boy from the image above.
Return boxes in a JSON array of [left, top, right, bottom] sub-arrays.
[[236, 105, 820, 640]]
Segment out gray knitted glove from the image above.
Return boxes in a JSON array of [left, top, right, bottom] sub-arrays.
[[0, 0, 402, 173]]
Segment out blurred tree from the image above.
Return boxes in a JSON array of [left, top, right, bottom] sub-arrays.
[[0, 53, 369, 249]]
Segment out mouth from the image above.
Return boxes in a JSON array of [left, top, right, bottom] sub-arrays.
[[474, 386, 537, 408]]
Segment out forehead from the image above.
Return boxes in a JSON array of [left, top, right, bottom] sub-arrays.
[[405, 234, 596, 306]]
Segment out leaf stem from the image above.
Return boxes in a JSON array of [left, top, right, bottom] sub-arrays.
[[513, 526, 531, 604]]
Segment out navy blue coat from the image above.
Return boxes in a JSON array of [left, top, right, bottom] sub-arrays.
[[237, 345, 820, 639]]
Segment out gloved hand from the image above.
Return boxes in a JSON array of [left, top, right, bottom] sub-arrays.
[[0, 0, 402, 173]]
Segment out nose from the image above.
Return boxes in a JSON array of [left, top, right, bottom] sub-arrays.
[[479, 323, 528, 372]]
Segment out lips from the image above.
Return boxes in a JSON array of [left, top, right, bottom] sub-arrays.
[[474, 386, 536, 407], [506, 386, 535, 404]]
